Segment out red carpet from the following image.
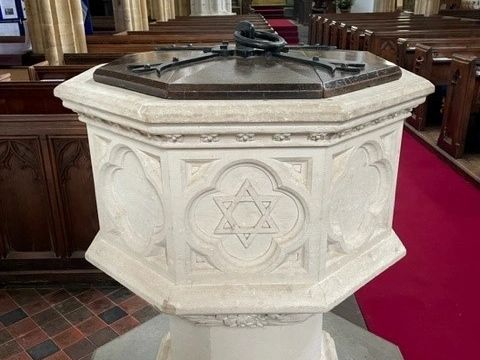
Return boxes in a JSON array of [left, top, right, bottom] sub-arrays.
[[356, 131, 480, 360], [253, 6, 285, 18], [267, 19, 299, 44]]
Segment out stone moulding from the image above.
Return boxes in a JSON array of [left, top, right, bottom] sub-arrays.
[[182, 313, 314, 328], [85, 230, 406, 315], [77, 110, 412, 149]]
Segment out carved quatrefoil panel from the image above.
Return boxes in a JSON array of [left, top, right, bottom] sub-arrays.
[[188, 161, 307, 273], [328, 141, 392, 253], [100, 145, 167, 261]]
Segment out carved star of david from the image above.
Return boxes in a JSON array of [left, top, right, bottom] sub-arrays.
[[213, 180, 280, 249]]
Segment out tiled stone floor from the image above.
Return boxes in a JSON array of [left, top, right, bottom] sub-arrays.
[[0, 286, 160, 360]]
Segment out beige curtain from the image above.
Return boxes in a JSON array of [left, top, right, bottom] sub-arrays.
[[374, 0, 397, 11], [112, 0, 150, 31], [415, 0, 441, 15], [25, 0, 87, 65]]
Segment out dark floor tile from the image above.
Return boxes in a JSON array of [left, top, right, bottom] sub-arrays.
[[5, 351, 31, 359], [111, 316, 140, 335], [43, 291, 70, 306], [53, 299, 81, 317], [78, 354, 92, 360], [119, 296, 148, 314], [76, 317, 105, 337], [32, 309, 61, 327], [63, 339, 95, 360], [106, 288, 133, 305], [74, 290, 102, 306], [35, 289, 60, 297], [63, 307, 93, 326], [39, 317, 70, 337], [97, 307, 126, 325], [0, 330, 12, 346], [52, 327, 84, 349], [132, 306, 160, 324], [95, 287, 119, 296], [0, 309, 27, 327], [7, 318, 36, 337], [63, 286, 90, 297], [22, 299, 50, 317], [27, 340, 59, 360], [17, 327, 48, 350], [0, 296, 18, 317], [44, 351, 70, 360], [87, 327, 117, 347], [0, 340, 22, 359], [86, 298, 113, 315], [7, 290, 39, 307]]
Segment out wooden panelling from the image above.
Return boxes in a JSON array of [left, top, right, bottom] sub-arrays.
[[0, 81, 103, 283]]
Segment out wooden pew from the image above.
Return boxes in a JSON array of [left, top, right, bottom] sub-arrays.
[[397, 37, 480, 69], [0, 73, 11, 81], [28, 64, 92, 81], [347, 18, 480, 50], [309, 12, 416, 46], [409, 44, 480, 130], [63, 53, 124, 65], [333, 17, 436, 49], [364, 28, 480, 63], [0, 79, 101, 281], [438, 53, 480, 158], [439, 9, 480, 19]]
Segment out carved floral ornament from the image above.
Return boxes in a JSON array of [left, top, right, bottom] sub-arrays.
[[81, 111, 410, 145], [99, 144, 167, 261], [187, 160, 308, 273], [327, 141, 393, 253], [182, 313, 314, 328]]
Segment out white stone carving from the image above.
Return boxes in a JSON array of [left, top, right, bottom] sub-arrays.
[[182, 313, 314, 327], [200, 134, 219, 143], [236, 133, 255, 142], [272, 133, 291, 142], [188, 161, 307, 273], [100, 145, 167, 260], [55, 67, 434, 360], [328, 141, 393, 253]]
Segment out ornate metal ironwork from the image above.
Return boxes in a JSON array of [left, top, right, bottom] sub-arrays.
[[127, 21, 366, 76]]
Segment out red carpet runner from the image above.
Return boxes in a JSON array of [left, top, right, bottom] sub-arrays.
[[356, 131, 480, 360], [267, 18, 299, 44]]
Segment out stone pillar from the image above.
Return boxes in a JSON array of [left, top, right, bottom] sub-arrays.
[[24, 0, 87, 64], [175, 0, 191, 16], [190, 0, 233, 16], [24, 0, 44, 53], [55, 62, 433, 360], [415, 0, 441, 15], [112, 0, 149, 31], [374, 0, 397, 11]]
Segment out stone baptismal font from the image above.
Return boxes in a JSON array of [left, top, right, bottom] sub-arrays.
[[55, 22, 433, 360]]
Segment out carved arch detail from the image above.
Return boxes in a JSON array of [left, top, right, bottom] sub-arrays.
[[327, 141, 393, 253]]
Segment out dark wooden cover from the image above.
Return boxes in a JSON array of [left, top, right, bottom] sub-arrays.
[[93, 49, 402, 100]]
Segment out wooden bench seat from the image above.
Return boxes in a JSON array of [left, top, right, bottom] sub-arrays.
[[409, 45, 480, 130], [364, 28, 480, 63], [347, 18, 480, 50], [439, 53, 480, 158], [309, 12, 416, 45], [397, 37, 480, 69]]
